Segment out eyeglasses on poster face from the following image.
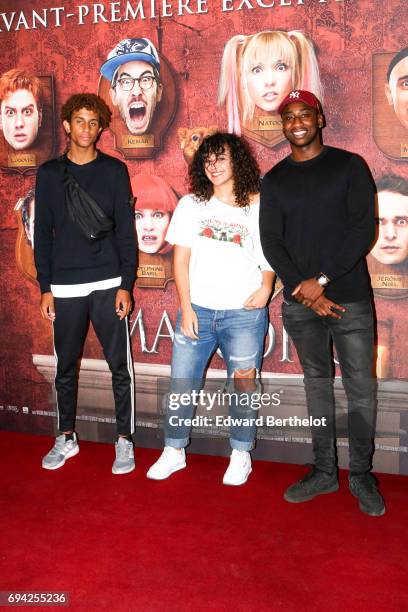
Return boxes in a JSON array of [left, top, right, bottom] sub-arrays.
[[116, 75, 157, 91]]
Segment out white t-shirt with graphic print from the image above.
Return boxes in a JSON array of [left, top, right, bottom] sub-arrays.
[[166, 194, 273, 310]]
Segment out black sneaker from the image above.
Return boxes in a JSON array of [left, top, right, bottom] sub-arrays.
[[349, 472, 386, 517], [284, 466, 339, 503]]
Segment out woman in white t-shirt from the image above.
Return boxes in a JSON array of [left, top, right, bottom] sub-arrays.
[[147, 133, 275, 485]]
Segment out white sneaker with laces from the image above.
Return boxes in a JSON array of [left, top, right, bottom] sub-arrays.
[[223, 449, 252, 486], [146, 446, 186, 480]]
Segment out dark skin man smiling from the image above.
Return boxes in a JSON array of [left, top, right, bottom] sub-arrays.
[[260, 90, 385, 517]]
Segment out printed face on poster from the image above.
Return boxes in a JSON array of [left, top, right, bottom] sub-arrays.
[[368, 174, 408, 299], [0, 70, 55, 172], [132, 174, 178, 288], [218, 30, 323, 148], [98, 37, 176, 159], [373, 49, 408, 160]]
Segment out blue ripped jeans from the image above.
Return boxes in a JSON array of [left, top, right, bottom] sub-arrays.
[[164, 304, 268, 450]]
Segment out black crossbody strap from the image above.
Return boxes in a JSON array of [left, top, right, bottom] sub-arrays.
[[58, 156, 114, 241]]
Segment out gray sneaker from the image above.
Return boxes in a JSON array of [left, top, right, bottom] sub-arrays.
[[349, 472, 386, 517], [112, 437, 135, 475], [284, 466, 339, 503], [42, 433, 79, 470]]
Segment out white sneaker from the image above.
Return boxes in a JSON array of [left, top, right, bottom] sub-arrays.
[[146, 446, 186, 480], [223, 450, 252, 486]]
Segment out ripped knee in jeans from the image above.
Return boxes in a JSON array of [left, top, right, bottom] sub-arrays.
[[233, 367, 257, 392]]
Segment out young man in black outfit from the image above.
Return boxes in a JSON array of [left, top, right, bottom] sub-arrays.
[[260, 90, 385, 516], [35, 94, 137, 474]]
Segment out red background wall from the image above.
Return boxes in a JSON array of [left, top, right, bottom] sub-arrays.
[[0, 0, 407, 456]]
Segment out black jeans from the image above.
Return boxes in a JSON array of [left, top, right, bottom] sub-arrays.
[[282, 299, 376, 474]]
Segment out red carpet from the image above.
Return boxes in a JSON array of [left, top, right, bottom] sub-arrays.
[[1, 431, 407, 611]]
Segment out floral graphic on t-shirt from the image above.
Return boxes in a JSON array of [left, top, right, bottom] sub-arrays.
[[202, 227, 214, 238], [199, 219, 248, 247]]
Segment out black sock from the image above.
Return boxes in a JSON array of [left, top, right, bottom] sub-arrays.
[[64, 433, 74, 442], [119, 435, 133, 443]]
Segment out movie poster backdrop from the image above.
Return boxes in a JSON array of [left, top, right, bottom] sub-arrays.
[[1, 0, 408, 474]]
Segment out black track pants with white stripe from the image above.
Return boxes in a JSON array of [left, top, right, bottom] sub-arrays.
[[52, 287, 135, 435]]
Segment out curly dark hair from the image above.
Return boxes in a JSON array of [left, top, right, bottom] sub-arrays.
[[189, 132, 260, 208], [60, 93, 112, 129]]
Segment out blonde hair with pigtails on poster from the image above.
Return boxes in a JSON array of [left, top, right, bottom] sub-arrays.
[[218, 30, 323, 134]]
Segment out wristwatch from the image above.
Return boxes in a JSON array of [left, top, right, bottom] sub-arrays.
[[315, 273, 330, 287]]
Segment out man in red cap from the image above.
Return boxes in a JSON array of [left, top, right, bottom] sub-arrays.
[[260, 90, 385, 516]]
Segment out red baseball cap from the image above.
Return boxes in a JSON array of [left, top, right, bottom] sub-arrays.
[[278, 90, 322, 116]]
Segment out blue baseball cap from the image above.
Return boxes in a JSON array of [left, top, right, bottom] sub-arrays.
[[100, 38, 160, 82]]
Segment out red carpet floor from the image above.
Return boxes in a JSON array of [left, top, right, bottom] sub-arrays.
[[1, 431, 407, 612]]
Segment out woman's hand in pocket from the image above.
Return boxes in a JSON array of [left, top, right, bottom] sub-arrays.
[[180, 306, 199, 339], [243, 286, 270, 309]]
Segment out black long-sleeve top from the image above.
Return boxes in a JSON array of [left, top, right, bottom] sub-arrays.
[[34, 151, 137, 294], [259, 146, 376, 303]]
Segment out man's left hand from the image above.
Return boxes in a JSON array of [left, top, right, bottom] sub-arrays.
[[115, 289, 132, 320], [292, 278, 324, 307], [310, 295, 346, 318]]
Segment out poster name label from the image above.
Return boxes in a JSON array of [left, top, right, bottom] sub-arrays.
[[8, 153, 36, 167], [137, 265, 166, 279], [257, 116, 282, 131], [371, 274, 408, 289], [122, 134, 154, 148]]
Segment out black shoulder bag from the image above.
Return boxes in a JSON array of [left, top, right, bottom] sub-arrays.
[[58, 156, 115, 241]]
